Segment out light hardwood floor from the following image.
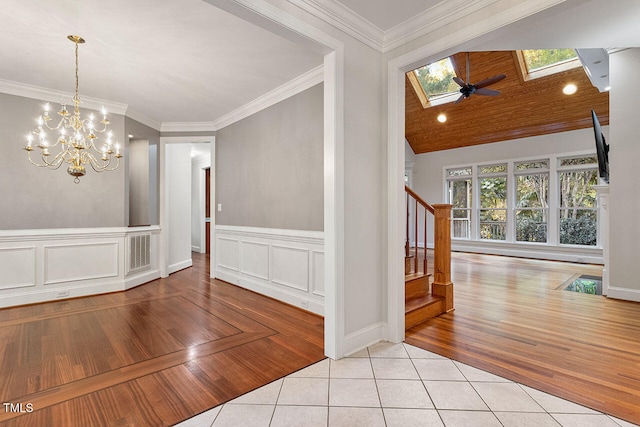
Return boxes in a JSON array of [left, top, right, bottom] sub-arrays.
[[406, 251, 640, 425], [0, 253, 324, 426]]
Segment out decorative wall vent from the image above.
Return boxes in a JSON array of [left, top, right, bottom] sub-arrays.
[[128, 233, 151, 273]]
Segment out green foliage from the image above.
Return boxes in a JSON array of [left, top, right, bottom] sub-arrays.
[[565, 278, 600, 294], [480, 177, 507, 209], [560, 215, 597, 246], [516, 218, 547, 243], [522, 49, 577, 71]]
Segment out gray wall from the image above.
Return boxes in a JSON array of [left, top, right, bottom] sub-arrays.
[[0, 93, 126, 229], [128, 139, 150, 226], [216, 83, 323, 231], [125, 117, 160, 226]]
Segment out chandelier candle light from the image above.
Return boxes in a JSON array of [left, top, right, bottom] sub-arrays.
[[23, 35, 121, 183]]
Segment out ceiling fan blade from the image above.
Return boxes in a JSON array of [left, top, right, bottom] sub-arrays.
[[475, 88, 501, 96], [453, 76, 466, 87], [454, 93, 466, 104], [475, 74, 506, 88], [466, 52, 470, 83]]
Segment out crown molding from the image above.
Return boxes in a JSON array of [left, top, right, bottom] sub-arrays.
[[212, 64, 324, 130], [1, 64, 325, 135], [125, 106, 162, 131], [160, 121, 217, 133], [382, 0, 501, 53], [288, 0, 384, 51], [290, 0, 564, 54], [0, 78, 128, 115]]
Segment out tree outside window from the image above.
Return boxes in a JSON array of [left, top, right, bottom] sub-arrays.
[[559, 169, 598, 245], [515, 161, 549, 243], [479, 174, 507, 240], [449, 179, 472, 238]]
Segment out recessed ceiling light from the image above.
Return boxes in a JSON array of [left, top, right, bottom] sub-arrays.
[[563, 83, 578, 95], [128, 134, 134, 138], [437, 113, 447, 123]]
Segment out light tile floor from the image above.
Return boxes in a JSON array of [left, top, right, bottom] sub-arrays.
[[175, 342, 639, 427]]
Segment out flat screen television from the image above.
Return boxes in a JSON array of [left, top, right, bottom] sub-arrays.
[[591, 109, 609, 184]]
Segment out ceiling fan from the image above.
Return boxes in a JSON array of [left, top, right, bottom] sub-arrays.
[[453, 52, 506, 103]]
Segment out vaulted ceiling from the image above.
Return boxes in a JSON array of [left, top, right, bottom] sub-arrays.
[[405, 51, 610, 154]]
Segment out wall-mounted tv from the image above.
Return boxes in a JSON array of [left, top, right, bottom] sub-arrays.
[[591, 110, 609, 184]]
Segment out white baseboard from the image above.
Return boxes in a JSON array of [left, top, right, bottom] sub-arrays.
[[125, 269, 161, 290], [606, 286, 640, 303], [0, 279, 124, 309], [168, 259, 193, 275], [343, 322, 386, 357], [217, 269, 323, 315]]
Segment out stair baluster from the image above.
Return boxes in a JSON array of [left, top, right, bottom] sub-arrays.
[[404, 186, 454, 328]]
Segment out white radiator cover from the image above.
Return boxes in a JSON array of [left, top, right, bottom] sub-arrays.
[[128, 233, 151, 274]]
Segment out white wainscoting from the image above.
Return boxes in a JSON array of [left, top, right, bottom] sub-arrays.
[[215, 225, 324, 315], [0, 226, 161, 308]]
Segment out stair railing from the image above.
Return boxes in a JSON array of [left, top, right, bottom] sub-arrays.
[[405, 185, 454, 312], [405, 185, 431, 275]]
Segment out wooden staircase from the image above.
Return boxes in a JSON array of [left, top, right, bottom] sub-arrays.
[[405, 260, 444, 329], [404, 186, 454, 329]]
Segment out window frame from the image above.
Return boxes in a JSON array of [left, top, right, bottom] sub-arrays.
[[515, 49, 582, 82], [556, 156, 599, 247], [407, 57, 461, 108], [443, 151, 600, 251], [513, 159, 550, 244]]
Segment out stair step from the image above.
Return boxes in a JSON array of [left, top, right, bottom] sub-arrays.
[[405, 293, 445, 329], [405, 273, 432, 301]]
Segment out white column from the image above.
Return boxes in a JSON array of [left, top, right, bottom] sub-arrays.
[[594, 184, 609, 295]]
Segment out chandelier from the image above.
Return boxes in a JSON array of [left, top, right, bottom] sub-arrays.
[[23, 35, 121, 183]]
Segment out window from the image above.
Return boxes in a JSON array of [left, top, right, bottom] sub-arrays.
[[517, 49, 581, 80], [447, 167, 472, 238], [558, 156, 598, 246], [479, 164, 507, 241], [445, 153, 600, 249], [515, 160, 549, 243], [407, 57, 460, 107]]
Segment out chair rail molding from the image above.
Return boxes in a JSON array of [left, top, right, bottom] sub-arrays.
[[0, 226, 161, 308]]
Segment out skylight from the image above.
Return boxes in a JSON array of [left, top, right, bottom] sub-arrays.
[[408, 57, 460, 107], [518, 49, 581, 80]]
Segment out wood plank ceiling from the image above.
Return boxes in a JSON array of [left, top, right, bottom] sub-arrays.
[[405, 51, 610, 154]]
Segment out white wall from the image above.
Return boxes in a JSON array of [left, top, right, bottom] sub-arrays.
[[608, 48, 640, 302], [191, 152, 211, 253], [166, 144, 193, 273]]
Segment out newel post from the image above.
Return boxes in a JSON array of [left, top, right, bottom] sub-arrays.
[[432, 204, 454, 313]]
